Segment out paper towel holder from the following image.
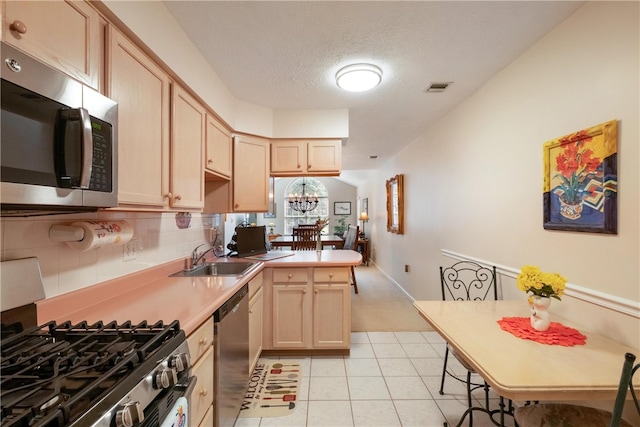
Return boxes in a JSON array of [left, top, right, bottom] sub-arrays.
[[49, 225, 85, 242]]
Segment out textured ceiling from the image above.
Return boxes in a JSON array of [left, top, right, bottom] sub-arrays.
[[163, 1, 583, 171]]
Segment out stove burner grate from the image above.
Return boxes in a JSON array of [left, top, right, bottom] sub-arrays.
[[1, 320, 184, 427]]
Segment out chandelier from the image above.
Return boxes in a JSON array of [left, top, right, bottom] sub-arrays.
[[288, 179, 318, 213]]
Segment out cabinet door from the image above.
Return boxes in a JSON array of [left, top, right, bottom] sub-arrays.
[[171, 85, 205, 210], [186, 318, 213, 363], [198, 405, 214, 427], [271, 140, 305, 174], [3, 0, 102, 89], [272, 284, 310, 349], [313, 284, 350, 348], [205, 114, 232, 180], [232, 135, 270, 212], [307, 140, 342, 174], [191, 346, 214, 427], [108, 27, 170, 208], [249, 286, 263, 373]]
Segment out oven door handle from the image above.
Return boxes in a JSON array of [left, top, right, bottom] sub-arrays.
[[179, 374, 197, 399]]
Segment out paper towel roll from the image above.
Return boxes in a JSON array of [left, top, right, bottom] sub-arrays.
[[66, 220, 133, 252]]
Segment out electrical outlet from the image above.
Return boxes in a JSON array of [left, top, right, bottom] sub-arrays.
[[124, 239, 137, 261]]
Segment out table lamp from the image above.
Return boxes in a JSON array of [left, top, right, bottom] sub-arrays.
[[359, 212, 369, 238]]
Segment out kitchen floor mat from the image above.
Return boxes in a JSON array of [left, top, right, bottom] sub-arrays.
[[238, 361, 301, 418]]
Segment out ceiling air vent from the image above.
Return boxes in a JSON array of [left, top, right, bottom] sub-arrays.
[[425, 82, 452, 93]]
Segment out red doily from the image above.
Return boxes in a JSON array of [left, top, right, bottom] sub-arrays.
[[497, 317, 587, 346]]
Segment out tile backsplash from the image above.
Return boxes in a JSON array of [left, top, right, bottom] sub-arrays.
[[1, 211, 222, 298]]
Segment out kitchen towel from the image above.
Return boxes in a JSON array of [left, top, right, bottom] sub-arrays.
[[66, 220, 133, 251], [238, 361, 301, 419]]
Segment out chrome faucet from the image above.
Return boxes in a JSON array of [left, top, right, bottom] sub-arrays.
[[190, 244, 215, 268]]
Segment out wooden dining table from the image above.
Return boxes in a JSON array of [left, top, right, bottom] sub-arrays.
[[414, 300, 639, 404], [269, 234, 344, 249]]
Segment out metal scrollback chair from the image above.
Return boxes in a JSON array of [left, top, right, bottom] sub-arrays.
[[439, 261, 498, 427], [515, 352, 640, 427], [292, 226, 318, 250], [342, 225, 359, 293]]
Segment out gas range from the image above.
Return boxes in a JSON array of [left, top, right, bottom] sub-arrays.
[[1, 319, 193, 427]]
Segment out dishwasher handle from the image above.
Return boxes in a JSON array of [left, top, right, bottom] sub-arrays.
[[214, 284, 248, 322]]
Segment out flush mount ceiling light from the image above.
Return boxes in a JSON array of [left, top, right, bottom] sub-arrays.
[[336, 63, 382, 92]]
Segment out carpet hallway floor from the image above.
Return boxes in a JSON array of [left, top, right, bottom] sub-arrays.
[[350, 265, 433, 332]]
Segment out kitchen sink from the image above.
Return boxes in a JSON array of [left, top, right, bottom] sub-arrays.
[[170, 262, 256, 277]]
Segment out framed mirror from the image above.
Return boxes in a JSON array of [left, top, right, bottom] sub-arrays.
[[386, 174, 404, 234]]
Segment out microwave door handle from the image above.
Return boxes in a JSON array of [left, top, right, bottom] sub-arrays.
[[78, 108, 93, 189]]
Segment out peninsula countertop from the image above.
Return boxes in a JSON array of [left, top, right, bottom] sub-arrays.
[[36, 250, 362, 335]]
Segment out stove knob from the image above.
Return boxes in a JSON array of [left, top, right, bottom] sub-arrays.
[[169, 353, 190, 372], [115, 401, 144, 427], [153, 367, 178, 389]]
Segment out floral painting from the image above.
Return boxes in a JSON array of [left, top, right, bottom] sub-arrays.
[[543, 120, 617, 234]]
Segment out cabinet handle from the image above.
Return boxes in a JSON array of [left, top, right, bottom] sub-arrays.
[[163, 192, 173, 200], [308, 164, 312, 169], [10, 20, 27, 34], [288, 274, 293, 279], [174, 194, 182, 201], [198, 337, 208, 346], [315, 289, 318, 294], [303, 289, 307, 293], [199, 388, 208, 397], [208, 159, 213, 164], [329, 273, 334, 278]]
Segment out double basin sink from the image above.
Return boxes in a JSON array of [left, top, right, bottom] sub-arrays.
[[170, 262, 257, 277]]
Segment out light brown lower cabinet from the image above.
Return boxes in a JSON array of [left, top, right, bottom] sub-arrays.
[[198, 404, 214, 427], [263, 267, 351, 351], [186, 318, 214, 427]]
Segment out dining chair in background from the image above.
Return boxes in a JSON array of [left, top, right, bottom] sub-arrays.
[[342, 224, 359, 293], [294, 224, 318, 229], [292, 226, 318, 250], [439, 261, 498, 426], [515, 352, 640, 427]]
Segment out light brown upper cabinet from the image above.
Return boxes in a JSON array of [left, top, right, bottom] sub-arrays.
[[232, 134, 270, 211], [205, 134, 270, 213], [107, 27, 171, 209], [170, 85, 205, 210], [205, 114, 232, 180], [3, 0, 102, 90], [271, 139, 342, 176]]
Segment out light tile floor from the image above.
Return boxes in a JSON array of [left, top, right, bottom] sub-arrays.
[[235, 331, 515, 427]]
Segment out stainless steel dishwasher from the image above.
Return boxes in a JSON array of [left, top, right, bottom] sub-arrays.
[[214, 283, 249, 427]]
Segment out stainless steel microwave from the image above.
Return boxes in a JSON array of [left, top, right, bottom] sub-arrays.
[[1, 42, 118, 216]]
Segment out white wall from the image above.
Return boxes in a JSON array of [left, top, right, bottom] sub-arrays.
[[0, 211, 221, 298], [371, 2, 639, 344], [273, 109, 350, 139]]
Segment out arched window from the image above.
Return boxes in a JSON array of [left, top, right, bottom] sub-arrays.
[[284, 177, 329, 235]]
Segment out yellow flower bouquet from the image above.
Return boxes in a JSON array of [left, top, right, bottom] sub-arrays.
[[517, 265, 567, 301]]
